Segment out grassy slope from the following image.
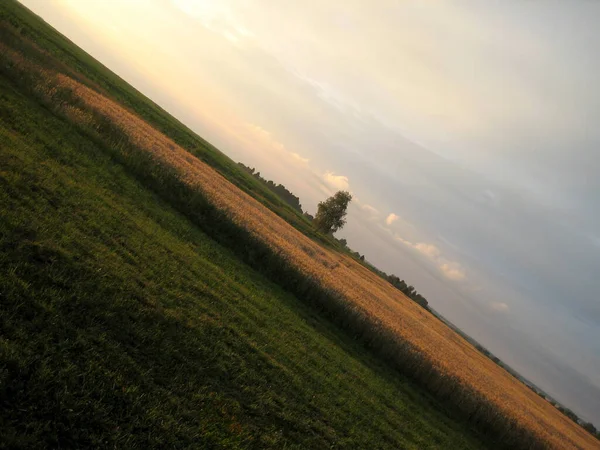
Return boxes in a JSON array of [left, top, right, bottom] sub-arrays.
[[0, 1, 337, 250], [0, 38, 490, 450]]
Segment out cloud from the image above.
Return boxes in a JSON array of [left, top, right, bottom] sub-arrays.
[[385, 213, 399, 225], [242, 123, 285, 152], [439, 261, 467, 281], [491, 302, 509, 312], [360, 203, 379, 217], [363, 204, 378, 214], [352, 201, 380, 223], [414, 242, 441, 259], [171, 0, 253, 47], [290, 152, 309, 165], [394, 234, 467, 281], [323, 171, 349, 191], [238, 123, 314, 170]]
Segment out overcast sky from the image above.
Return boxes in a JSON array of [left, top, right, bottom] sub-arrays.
[[20, 0, 600, 424]]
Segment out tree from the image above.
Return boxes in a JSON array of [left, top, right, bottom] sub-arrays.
[[314, 190, 352, 234], [583, 422, 597, 436]]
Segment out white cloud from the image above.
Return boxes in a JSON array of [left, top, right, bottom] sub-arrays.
[[414, 242, 441, 259], [238, 123, 314, 170], [323, 171, 349, 191], [385, 213, 399, 225], [439, 261, 467, 281], [171, 0, 253, 47], [290, 152, 309, 165], [361, 203, 379, 215], [491, 302, 509, 312], [243, 123, 285, 152], [394, 234, 466, 281]]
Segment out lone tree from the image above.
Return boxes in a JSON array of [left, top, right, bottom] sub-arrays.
[[314, 190, 352, 234]]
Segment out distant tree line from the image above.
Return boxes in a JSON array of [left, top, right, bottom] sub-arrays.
[[364, 265, 429, 310], [335, 236, 366, 262], [475, 344, 501, 365], [238, 163, 304, 213], [555, 406, 599, 440], [385, 274, 429, 310]]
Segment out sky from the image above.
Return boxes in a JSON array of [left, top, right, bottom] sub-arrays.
[[20, 0, 600, 424]]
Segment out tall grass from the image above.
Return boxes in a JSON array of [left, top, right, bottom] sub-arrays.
[[1, 30, 597, 450]]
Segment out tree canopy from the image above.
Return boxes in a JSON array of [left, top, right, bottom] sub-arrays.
[[314, 191, 352, 234], [238, 163, 303, 213]]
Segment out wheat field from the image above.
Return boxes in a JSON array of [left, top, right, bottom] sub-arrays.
[[5, 42, 598, 449]]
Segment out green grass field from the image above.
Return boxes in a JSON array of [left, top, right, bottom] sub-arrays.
[[1, 1, 494, 448]]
